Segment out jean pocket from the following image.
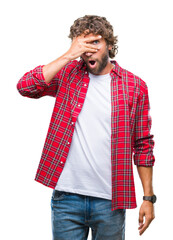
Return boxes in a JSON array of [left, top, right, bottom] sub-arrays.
[[52, 190, 68, 201]]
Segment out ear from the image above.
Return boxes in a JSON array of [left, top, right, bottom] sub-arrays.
[[108, 45, 113, 51]]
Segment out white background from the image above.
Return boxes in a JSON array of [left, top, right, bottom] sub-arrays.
[[0, 0, 172, 239]]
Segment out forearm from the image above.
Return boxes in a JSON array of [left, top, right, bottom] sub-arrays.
[[43, 53, 71, 84], [137, 166, 154, 196]]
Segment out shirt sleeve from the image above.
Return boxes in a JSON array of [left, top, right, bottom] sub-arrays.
[[16, 65, 59, 98], [133, 83, 155, 166]]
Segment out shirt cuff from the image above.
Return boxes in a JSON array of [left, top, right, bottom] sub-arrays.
[[134, 153, 155, 166], [32, 65, 51, 89]]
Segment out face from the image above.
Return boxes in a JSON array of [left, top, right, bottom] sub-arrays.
[[81, 33, 113, 75]]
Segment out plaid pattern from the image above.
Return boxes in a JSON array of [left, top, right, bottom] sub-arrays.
[[17, 59, 155, 210]]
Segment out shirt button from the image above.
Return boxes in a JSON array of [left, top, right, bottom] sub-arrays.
[[68, 142, 70, 145], [85, 71, 87, 74], [78, 104, 81, 107], [84, 83, 87, 87], [71, 122, 74, 125], [60, 161, 63, 164]]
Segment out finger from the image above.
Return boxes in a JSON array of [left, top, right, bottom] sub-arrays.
[[84, 49, 98, 55], [83, 29, 90, 35], [139, 218, 152, 235], [82, 46, 99, 55], [138, 223, 144, 230], [78, 29, 90, 38], [138, 211, 144, 227], [139, 222, 149, 235], [84, 43, 100, 50], [84, 35, 102, 43]]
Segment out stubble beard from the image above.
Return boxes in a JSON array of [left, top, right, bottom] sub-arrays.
[[82, 50, 110, 75]]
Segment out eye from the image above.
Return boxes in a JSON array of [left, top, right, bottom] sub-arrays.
[[93, 40, 99, 44]]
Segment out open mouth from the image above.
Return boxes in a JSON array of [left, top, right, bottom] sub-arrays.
[[88, 60, 97, 68]]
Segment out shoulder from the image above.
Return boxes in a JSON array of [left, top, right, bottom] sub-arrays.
[[63, 59, 82, 72], [119, 63, 147, 96], [55, 60, 81, 80]]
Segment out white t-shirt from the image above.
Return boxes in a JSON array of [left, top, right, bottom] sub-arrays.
[[55, 72, 112, 200]]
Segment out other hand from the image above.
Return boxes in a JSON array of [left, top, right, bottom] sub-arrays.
[[138, 200, 155, 235]]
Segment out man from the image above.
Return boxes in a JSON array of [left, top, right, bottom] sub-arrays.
[[17, 15, 156, 239]]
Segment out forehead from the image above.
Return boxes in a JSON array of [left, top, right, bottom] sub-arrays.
[[84, 32, 100, 37]]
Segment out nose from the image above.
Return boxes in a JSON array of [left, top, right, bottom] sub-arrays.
[[85, 52, 93, 57]]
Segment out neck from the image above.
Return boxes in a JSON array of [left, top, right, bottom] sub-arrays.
[[97, 61, 114, 75]]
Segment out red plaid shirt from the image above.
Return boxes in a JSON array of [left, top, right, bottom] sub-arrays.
[[17, 59, 155, 210]]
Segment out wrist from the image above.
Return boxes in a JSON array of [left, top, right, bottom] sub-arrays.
[[144, 191, 154, 196], [63, 51, 73, 62], [143, 194, 157, 204], [143, 185, 154, 196]]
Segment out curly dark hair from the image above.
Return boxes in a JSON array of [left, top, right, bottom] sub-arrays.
[[68, 15, 118, 58]]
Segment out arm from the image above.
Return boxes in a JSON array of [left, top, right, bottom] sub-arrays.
[[16, 59, 68, 99], [133, 82, 155, 235], [137, 166, 154, 196], [16, 33, 102, 98], [133, 83, 155, 167], [43, 33, 102, 84]]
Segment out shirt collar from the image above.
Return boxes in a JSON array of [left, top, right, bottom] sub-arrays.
[[78, 59, 122, 78]]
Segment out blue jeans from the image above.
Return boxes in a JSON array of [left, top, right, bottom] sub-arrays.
[[51, 190, 126, 240]]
